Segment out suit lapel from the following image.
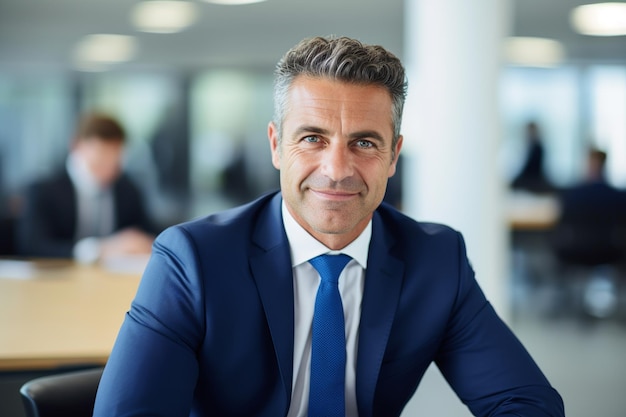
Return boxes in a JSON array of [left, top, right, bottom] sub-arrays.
[[249, 194, 295, 406], [356, 211, 404, 417]]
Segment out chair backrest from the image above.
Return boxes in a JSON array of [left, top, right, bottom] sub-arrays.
[[551, 183, 626, 266], [19, 367, 104, 417]]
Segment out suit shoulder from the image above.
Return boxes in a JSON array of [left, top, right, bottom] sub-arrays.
[[25, 170, 72, 200], [28, 168, 68, 188], [115, 173, 141, 191], [376, 202, 460, 240]]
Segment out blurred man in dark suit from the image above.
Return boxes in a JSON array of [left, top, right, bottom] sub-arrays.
[[552, 148, 626, 266], [18, 112, 156, 263], [551, 148, 626, 317]]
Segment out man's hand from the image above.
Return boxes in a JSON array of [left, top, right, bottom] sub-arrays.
[[99, 228, 154, 259]]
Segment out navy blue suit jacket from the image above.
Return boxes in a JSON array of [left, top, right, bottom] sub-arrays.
[[94, 192, 563, 416]]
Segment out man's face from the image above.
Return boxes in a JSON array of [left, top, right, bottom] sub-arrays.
[[268, 76, 403, 250], [74, 137, 124, 187]]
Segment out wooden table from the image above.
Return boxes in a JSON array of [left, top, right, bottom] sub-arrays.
[[507, 191, 560, 231], [0, 258, 142, 371]]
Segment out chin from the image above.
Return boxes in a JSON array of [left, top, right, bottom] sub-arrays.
[[310, 218, 354, 236]]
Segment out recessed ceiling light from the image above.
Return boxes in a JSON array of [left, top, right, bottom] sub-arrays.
[[571, 2, 626, 36], [132, 1, 199, 34], [504, 37, 565, 68], [201, 0, 267, 5], [73, 34, 138, 67]]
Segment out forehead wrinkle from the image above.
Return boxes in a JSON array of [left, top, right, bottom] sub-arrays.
[[293, 125, 330, 137], [286, 78, 394, 141], [289, 108, 389, 144]]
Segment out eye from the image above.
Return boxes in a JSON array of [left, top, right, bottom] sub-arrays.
[[303, 135, 320, 143], [355, 139, 374, 149]]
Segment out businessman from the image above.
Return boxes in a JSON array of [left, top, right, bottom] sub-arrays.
[[552, 148, 626, 267], [17, 112, 155, 263], [94, 36, 564, 416]]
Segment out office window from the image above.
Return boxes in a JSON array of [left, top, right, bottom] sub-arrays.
[[190, 69, 276, 216], [0, 73, 73, 191], [500, 66, 581, 188], [587, 66, 626, 187]]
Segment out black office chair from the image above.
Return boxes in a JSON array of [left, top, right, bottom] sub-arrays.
[[19, 367, 104, 417]]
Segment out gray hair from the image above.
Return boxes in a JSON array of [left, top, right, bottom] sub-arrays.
[[273, 36, 408, 154]]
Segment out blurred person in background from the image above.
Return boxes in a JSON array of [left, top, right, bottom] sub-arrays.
[[511, 121, 554, 194], [17, 112, 156, 263], [551, 148, 626, 317], [552, 148, 626, 267]]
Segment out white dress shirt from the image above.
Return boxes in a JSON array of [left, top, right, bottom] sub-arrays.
[[66, 153, 115, 263], [282, 200, 371, 417]]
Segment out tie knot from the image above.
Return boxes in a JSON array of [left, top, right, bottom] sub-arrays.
[[309, 253, 352, 284]]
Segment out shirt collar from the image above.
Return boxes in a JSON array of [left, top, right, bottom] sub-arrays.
[[281, 199, 371, 269]]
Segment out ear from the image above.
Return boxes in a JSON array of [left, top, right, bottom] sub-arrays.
[[268, 121, 281, 170], [388, 135, 403, 177]]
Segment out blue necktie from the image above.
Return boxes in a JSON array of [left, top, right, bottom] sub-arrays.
[[308, 253, 352, 417]]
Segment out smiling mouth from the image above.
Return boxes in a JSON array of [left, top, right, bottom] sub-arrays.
[[310, 189, 359, 201]]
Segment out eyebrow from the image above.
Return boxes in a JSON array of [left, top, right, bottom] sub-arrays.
[[293, 125, 386, 143]]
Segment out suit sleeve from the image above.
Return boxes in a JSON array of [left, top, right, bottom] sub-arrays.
[[93, 226, 204, 417], [435, 232, 564, 417]]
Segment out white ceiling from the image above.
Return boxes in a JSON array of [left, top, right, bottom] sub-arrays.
[[0, 0, 624, 72]]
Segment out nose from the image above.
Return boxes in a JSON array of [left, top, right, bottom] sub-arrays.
[[320, 142, 354, 182]]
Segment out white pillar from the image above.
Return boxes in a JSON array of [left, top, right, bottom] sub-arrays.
[[402, 0, 512, 318]]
